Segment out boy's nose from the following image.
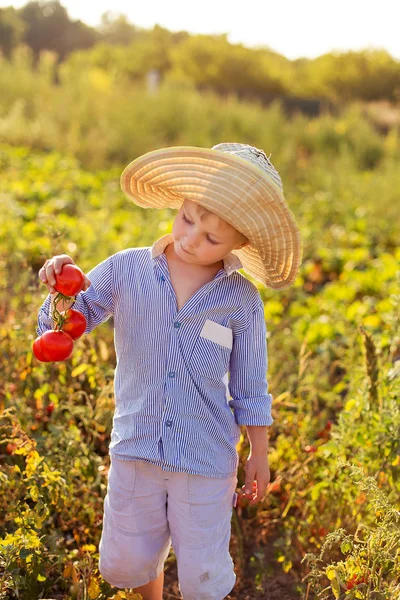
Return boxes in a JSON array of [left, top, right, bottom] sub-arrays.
[[185, 232, 200, 249]]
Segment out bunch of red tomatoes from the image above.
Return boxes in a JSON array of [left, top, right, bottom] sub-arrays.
[[33, 265, 87, 362]]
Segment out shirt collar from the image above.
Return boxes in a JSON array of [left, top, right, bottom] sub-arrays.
[[150, 234, 243, 276]]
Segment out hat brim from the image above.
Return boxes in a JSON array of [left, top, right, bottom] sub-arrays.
[[121, 146, 302, 289]]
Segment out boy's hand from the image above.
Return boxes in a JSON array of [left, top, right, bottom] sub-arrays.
[[241, 453, 270, 505], [38, 255, 91, 295]]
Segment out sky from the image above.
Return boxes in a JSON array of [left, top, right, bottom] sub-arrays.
[[1, 0, 399, 61]]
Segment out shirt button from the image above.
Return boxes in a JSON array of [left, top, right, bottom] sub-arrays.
[[174, 322, 181, 329], [168, 371, 175, 378], [166, 420, 173, 428], [160, 275, 165, 282]]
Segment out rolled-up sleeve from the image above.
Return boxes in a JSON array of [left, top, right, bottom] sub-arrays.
[[36, 255, 115, 336], [228, 298, 273, 426]]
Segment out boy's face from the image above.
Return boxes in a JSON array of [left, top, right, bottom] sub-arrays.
[[171, 199, 248, 267]]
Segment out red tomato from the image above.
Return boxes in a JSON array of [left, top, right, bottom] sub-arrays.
[[54, 264, 85, 297], [32, 336, 51, 362], [61, 309, 87, 339], [355, 575, 369, 586], [6, 442, 16, 454], [346, 576, 357, 590], [346, 574, 369, 589], [305, 445, 317, 453], [40, 330, 74, 362], [267, 479, 282, 494], [241, 481, 257, 497]]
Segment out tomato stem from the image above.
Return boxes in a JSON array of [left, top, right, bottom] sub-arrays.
[[51, 292, 76, 330]]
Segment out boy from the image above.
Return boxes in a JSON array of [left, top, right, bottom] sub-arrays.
[[37, 142, 302, 599]]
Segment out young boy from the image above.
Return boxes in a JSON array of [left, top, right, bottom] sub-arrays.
[[37, 142, 302, 600]]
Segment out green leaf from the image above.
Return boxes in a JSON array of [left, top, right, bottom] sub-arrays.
[[71, 363, 89, 377], [326, 566, 336, 581], [331, 576, 340, 599], [19, 548, 33, 559], [283, 560, 293, 573], [29, 485, 39, 502], [310, 481, 330, 501], [344, 398, 357, 411], [341, 541, 352, 554], [319, 440, 338, 458]]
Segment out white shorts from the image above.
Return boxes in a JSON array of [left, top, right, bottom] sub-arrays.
[[98, 456, 238, 600]]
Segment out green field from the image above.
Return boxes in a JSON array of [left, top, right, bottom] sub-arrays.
[[1, 49, 400, 600]]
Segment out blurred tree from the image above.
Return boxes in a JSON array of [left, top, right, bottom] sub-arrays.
[[58, 18, 98, 61], [119, 25, 188, 82], [3, 3, 400, 105], [97, 11, 141, 46], [169, 34, 288, 97], [0, 6, 26, 58], [20, 0, 71, 61], [305, 50, 400, 102], [62, 24, 189, 85], [19, 0, 97, 66]]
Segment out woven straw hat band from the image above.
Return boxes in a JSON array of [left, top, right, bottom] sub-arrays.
[[211, 143, 284, 191]]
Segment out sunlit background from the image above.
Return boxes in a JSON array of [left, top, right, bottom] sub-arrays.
[[1, 0, 400, 59], [1, 1, 399, 599]]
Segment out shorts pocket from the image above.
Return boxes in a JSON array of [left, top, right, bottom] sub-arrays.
[[188, 474, 237, 527], [190, 336, 231, 382], [107, 458, 137, 511]]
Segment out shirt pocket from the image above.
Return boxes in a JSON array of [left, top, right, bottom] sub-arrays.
[[190, 320, 233, 382]]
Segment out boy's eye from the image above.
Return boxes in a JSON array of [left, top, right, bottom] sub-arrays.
[[182, 213, 218, 244]]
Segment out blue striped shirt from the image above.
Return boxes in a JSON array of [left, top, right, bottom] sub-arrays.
[[37, 234, 273, 478]]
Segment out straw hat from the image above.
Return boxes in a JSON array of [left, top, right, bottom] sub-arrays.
[[120, 142, 302, 289]]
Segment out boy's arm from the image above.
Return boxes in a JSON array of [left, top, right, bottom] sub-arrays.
[[243, 425, 270, 504], [229, 297, 273, 503], [229, 297, 273, 426], [246, 425, 269, 455], [37, 255, 115, 336]]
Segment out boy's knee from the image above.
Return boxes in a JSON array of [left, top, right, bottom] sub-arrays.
[[178, 562, 236, 600], [99, 537, 161, 586]]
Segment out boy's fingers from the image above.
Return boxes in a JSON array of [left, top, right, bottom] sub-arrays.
[[39, 261, 50, 282], [54, 257, 73, 274], [242, 480, 257, 496], [39, 258, 88, 296], [244, 465, 256, 495], [249, 493, 263, 505], [38, 267, 53, 291], [45, 265, 56, 287], [249, 481, 269, 504]]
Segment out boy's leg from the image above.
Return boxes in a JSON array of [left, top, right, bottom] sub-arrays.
[[132, 569, 164, 600], [167, 471, 238, 600], [99, 458, 171, 590]]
